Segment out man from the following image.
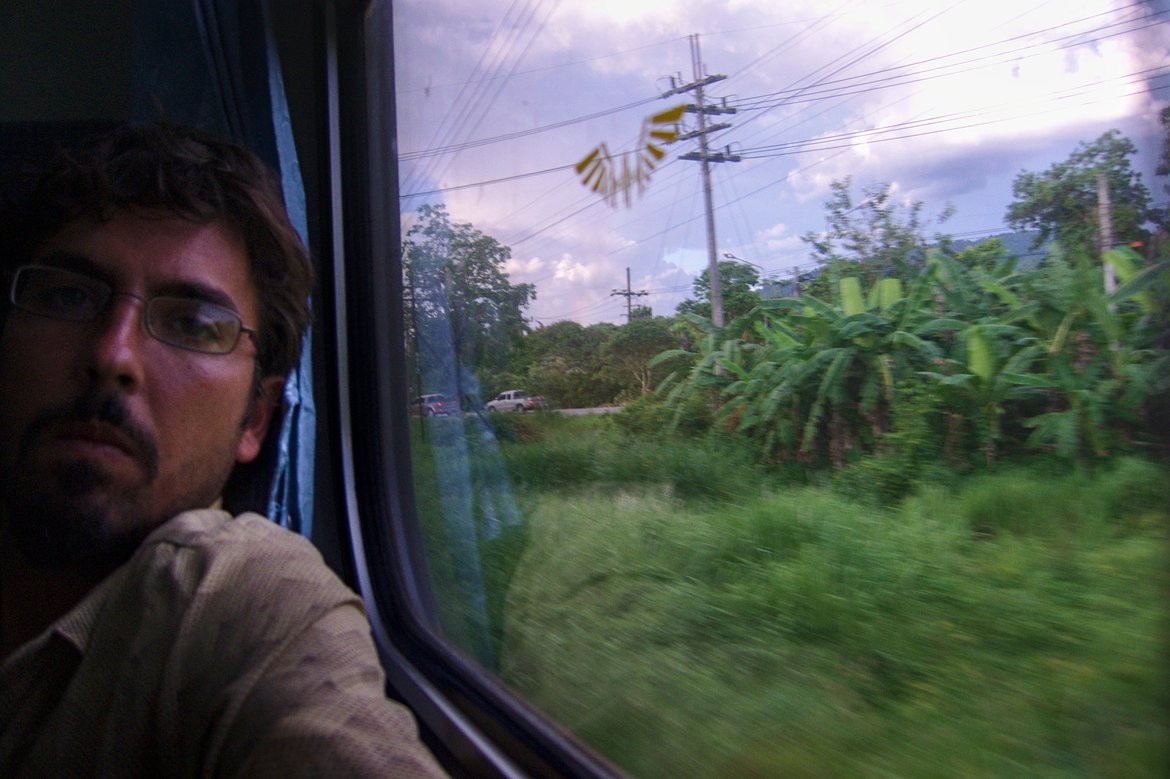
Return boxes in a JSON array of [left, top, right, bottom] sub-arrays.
[[0, 124, 447, 776]]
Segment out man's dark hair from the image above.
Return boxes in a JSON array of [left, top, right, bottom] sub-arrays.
[[1, 122, 313, 378]]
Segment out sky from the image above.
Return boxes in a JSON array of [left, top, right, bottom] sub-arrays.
[[392, 0, 1170, 326]]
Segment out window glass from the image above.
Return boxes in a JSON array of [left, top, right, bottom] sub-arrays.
[[391, 1, 1170, 775]]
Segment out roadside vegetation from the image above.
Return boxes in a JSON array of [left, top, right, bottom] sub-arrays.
[[407, 124, 1170, 776], [412, 413, 1169, 778], [657, 240, 1168, 476]]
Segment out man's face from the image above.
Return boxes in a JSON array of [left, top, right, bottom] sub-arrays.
[[0, 209, 281, 566]]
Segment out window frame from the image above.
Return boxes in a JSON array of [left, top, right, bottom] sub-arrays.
[[311, 2, 625, 776]]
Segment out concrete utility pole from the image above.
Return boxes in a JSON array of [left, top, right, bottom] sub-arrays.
[[662, 34, 739, 328], [611, 267, 648, 321], [1097, 171, 1116, 296]]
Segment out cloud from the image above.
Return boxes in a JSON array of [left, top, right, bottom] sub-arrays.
[[774, 2, 1167, 196], [506, 255, 547, 275], [394, 0, 1169, 323], [661, 246, 707, 274], [758, 222, 804, 253], [553, 255, 599, 282]]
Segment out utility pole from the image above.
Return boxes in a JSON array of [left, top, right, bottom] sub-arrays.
[[611, 267, 648, 321], [662, 34, 739, 328], [405, 264, 426, 441], [1097, 171, 1116, 295]]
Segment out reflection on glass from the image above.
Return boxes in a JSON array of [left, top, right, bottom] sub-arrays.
[[393, 1, 1169, 775]]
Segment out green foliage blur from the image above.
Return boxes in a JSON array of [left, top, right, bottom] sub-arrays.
[[474, 416, 1170, 778], [655, 128, 1169, 470], [408, 124, 1170, 779], [660, 243, 1170, 469], [414, 400, 1170, 770], [676, 259, 763, 321]]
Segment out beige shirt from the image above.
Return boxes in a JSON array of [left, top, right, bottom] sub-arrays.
[[0, 510, 448, 778]]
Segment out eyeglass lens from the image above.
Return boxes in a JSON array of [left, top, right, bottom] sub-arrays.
[[10, 265, 246, 354]]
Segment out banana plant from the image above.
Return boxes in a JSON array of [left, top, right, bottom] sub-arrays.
[[1103, 246, 1166, 316], [918, 323, 1046, 465], [1001, 251, 1170, 458], [653, 309, 762, 431], [712, 273, 945, 465]]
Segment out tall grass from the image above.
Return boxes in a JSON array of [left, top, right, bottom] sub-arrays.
[[495, 454, 1169, 777], [496, 412, 764, 501], [411, 414, 1169, 777]]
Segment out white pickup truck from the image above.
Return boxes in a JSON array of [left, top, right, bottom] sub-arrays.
[[485, 389, 546, 413]]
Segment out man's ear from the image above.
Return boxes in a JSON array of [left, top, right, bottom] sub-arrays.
[[235, 375, 285, 464]]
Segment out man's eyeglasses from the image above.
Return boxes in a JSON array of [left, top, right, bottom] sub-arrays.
[[8, 264, 257, 355]]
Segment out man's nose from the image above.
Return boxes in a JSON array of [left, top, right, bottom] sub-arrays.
[[82, 296, 148, 390]]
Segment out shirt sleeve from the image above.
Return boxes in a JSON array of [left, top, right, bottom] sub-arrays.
[[218, 602, 448, 778], [154, 513, 449, 778]]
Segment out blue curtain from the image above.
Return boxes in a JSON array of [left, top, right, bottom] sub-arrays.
[[130, 0, 315, 535]]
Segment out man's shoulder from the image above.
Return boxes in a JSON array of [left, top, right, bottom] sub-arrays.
[[131, 509, 356, 610], [148, 509, 316, 556], [90, 509, 366, 677]]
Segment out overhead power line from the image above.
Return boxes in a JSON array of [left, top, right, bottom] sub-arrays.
[[738, 71, 1169, 160], [711, 0, 1154, 178], [398, 2, 1163, 203], [401, 0, 562, 199], [397, 35, 686, 95], [734, 11, 1168, 113], [399, 1, 1166, 308], [398, 96, 659, 161], [398, 65, 1164, 199], [401, 162, 577, 198]]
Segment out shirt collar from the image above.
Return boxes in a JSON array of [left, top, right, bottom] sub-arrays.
[[49, 570, 122, 654]]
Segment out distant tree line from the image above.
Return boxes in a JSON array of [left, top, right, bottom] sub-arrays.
[[403, 126, 1168, 436]]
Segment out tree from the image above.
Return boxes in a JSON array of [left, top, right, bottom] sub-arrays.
[[603, 317, 680, 395], [629, 304, 653, 320], [676, 260, 761, 322], [801, 177, 951, 298], [404, 204, 535, 401], [515, 321, 622, 407], [954, 237, 1011, 273], [1005, 130, 1153, 256], [661, 241, 1170, 467]]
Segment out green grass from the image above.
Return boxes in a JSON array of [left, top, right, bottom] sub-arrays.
[[494, 412, 766, 501], [411, 414, 1170, 777]]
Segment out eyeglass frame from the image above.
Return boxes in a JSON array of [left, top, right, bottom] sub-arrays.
[[5, 263, 259, 356]]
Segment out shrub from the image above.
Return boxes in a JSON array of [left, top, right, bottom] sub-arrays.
[[661, 438, 759, 502], [958, 472, 1085, 538], [478, 410, 548, 443], [615, 393, 712, 438], [499, 432, 607, 489], [671, 392, 714, 437], [496, 414, 759, 503], [613, 394, 674, 437], [953, 458, 1170, 539], [1096, 457, 1170, 531], [831, 454, 916, 506]]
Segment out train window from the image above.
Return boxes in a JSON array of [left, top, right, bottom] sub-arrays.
[[380, 0, 1169, 775]]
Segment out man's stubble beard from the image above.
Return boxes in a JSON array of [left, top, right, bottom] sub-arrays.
[[0, 391, 237, 569]]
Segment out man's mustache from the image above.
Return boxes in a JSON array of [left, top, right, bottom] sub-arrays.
[[18, 392, 160, 482]]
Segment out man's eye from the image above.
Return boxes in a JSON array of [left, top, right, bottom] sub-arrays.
[[152, 300, 239, 351], [29, 284, 97, 315]]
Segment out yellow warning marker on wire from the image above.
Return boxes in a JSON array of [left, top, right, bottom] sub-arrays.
[[575, 104, 685, 208]]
